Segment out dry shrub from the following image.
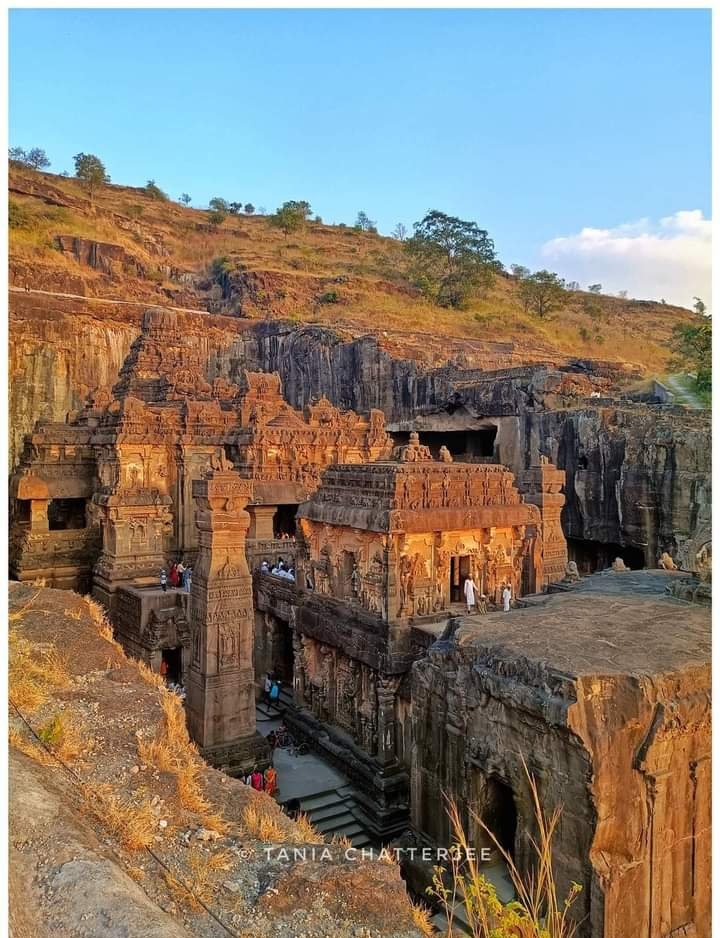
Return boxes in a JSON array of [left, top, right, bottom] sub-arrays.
[[164, 847, 233, 910], [330, 832, 352, 849], [63, 607, 82, 620], [429, 761, 582, 938], [136, 659, 166, 690], [82, 595, 122, 648], [81, 781, 156, 851], [294, 812, 322, 843], [410, 901, 435, 937], [138, 693, 228, 833], [37, 712, 90, 763], [8, 726, 54, 766], [9, 630, 70, 713], [242, 801, 287, 842]]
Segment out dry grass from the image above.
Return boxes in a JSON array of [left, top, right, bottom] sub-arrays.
[[429, 761, 582, 938], [36, 712, 91, 764], [410, 901, 435, 937], [9, 629, 70, 713], [82, 595, 123, 649], [294, 812, 322, 844], [138, 692, 228, 834], [81, 781, 157, 851], [8, 726, 54, 766], [164, 847, 234, 911], [241, 801, 288, 843]]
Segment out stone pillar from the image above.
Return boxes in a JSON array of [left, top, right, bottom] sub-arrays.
[[247, 505, 277, 540], [376, 675, 400, 767], [30, 498, 50, 532], [518, 458, 568, 587], [186, 469, 269, 775]]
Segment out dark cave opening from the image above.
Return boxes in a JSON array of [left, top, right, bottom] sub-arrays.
[[567, 537, 646, 574], [390, 427, 498, 460]]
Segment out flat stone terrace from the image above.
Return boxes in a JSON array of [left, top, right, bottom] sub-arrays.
[[416, 569, 710, 678]]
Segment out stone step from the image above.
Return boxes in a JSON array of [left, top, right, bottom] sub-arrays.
[[307, 801, 357, 824], [289, 788, 347, 811], [314, 811, 357, 834], [319, 820, 365, 841]]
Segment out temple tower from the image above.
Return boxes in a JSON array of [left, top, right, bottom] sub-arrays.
[[186, 465, 269, 775], [518, 456, 568, 587]]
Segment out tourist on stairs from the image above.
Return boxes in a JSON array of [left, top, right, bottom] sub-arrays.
[[160, 568, 168, 592]]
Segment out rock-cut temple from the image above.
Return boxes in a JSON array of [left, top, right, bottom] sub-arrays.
[[9, 308, 711, 938]]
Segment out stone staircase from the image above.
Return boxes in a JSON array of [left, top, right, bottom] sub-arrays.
[[280, 784, 373, 848], [256, 685, 294, 721]]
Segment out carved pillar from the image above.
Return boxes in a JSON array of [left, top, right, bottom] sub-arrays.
[[30, 499, 50, 532], [517, 459, 568, 588], [185, 469, 269, 775], [247, 505, 277, 540], [376, 675, 400, 767], [292, 630, 306, 707]]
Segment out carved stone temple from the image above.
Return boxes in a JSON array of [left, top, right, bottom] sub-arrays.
[[185, 467, 269, 774], [9, 307, 711, 938]]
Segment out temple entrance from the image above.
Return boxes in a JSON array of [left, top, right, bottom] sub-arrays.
[[274, 504, 297, 539], [450, 555, 471, 603], [567, 538, 646, 575], [481, 776, 518, 859], [48, 497, 87, 531], [272, 618, 294, 684], [340, 550, 358, 600], [14, 500, 32, 525], [161, 647, 182, 684]]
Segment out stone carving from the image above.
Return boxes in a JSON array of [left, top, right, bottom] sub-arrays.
[[658, 551, 678, 571], [611, 557, 628, 572], [564, 560, 581, 582]]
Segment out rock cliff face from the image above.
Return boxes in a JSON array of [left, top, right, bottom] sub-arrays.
[[10, 296, 711, 569]]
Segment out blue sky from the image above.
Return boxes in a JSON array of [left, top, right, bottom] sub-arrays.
[[9, 8, 712, 306]]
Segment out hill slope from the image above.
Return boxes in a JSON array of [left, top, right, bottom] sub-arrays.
[[9, 166, 697, 374]]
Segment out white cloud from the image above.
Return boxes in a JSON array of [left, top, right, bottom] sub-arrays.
[[540, 210, 711, 310]]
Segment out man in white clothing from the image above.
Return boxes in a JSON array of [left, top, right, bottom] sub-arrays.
[[463, 575, 478, 615], [502, 583, 512, 612]]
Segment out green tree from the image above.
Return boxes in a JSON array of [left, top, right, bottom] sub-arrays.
[[207, 208, 227, 229], [228, 202, 243, 215], [244, 203, 255, 215], [392, 222, 407, 241], [355, 211, 376, 232], [144, 179, 168, 200], [518, 269, 567, 318], [405, 209, 499, 308], [670, 317, 711, 393], [209, 197, 230, 213], [510, 264, 530, 280], [73, 152, 110, 200], [270, 200, 312, 236], [693, 297, 707, 316], [9, 147, 50, 170], [587, 283, 602, 294], [179, 193, 192, 206]]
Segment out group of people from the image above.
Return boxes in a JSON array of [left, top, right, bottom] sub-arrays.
[[463, 575, 513, 615], [259, 558, 296, 582], [160, 559, 192, 593], [243, 765, 278, 797]]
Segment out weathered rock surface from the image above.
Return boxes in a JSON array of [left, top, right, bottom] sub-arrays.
[[411, 570, 711, 938]]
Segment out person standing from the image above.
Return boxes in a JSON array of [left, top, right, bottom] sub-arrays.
[[502, 583, 512, 612], [264, 765, 278, 797], [169, 562, 179, 589], [463, 574, 478, 615], [160, 568, 167, 592], [183, 567, 192, 593], [263, 673, 273, 705], [251, 767, 264, 791]]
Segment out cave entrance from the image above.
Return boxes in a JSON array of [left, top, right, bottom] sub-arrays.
[[389, 427, 498, 461], [482, 776, 518, 859], [271, 617, 295, 685], [273, 504, 297, 540], [48, 498, 87, 531], [450, 555, 471, 604], [567, 538, 646, 575], [161, 647, 182, 685]]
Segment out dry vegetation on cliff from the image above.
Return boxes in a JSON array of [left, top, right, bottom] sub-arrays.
[[8, 583, 421, 938], [9, 166, 696, 373]]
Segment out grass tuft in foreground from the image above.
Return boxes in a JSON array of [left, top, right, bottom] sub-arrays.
[[429, 761, 582, 938]]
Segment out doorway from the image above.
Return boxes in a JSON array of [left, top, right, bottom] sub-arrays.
[[450, 555, 471, 603], [482, 776, 518, 858], [161, 647, 183, 684]]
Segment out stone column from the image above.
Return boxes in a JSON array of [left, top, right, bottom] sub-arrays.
[[30, 498, 50, 532], [518, 458, 568, 587], [376, 675, 400, 767], [185, 469, 270, 775], [247, 505, 277, 541]]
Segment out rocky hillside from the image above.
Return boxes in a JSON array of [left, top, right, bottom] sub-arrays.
[[9, 166, 696, 372], [9, 582, 425, 938]]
